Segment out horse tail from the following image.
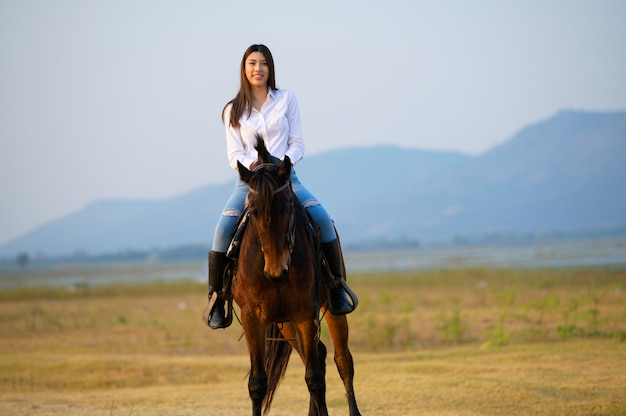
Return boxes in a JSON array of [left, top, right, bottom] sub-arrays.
[[262, 323, 292, 414]]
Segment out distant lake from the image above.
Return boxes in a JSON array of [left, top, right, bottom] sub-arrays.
[[1, 237, 625, 290], [345, 237, 626, 272]]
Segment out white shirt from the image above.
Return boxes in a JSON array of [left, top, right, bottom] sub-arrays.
[[224, 88, 305, 170]]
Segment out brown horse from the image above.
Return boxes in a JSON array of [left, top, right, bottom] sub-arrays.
[[233, 137, 361, 416]]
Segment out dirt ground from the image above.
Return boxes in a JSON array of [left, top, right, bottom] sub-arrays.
[[1, 339, 625, 416], [1, 266, 624, 415]]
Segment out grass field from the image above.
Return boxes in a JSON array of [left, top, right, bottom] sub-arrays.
[[1, 264, 625, 415]]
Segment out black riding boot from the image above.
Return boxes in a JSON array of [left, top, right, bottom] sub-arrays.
[[205, 251, 229, 329], [322, 239, 357, 315]]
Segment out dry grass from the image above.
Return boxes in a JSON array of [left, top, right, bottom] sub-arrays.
[[0, 264, 625, 415]]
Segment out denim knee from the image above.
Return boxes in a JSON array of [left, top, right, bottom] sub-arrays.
[[304, 201, 337, 243], [212, 180, 248, 252], [212, 209, 241, 252]]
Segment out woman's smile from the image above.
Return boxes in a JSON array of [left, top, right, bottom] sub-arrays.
[[245, 51, 269, 87]]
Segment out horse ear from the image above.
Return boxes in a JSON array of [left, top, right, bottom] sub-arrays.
[[238, 160, 253, 183], [278, 155, 292, 182]]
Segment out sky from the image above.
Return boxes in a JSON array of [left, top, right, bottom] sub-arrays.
[[1, 0, 625, 247]]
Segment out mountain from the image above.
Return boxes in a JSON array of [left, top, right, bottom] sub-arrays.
[[386, 110, 626, 241], [1, 181, 235, 258], [1, 110, 625, 258]]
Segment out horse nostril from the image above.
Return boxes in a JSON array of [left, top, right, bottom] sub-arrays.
[[264, 270, 280, 280], [263, 269, 288, 280]]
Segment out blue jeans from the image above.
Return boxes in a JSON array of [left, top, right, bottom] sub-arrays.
[[211, 170, 338, 253]]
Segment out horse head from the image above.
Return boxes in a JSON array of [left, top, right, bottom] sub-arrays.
[[237, 136, 294, 280]]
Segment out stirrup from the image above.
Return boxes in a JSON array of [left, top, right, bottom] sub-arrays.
[[202, 292, 234, 329], [327, 279, 359, 315]]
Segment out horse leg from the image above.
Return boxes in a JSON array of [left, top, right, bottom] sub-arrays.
[[295, 320, 328, 416], [280, 324, 322, 416], [242, 317, 267, 416], [325, 312, 361, 416], [308, 340, 327, 416]]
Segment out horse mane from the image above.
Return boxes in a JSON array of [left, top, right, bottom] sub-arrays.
[[254, 134, 272, 161], [247, 136, 288, 220]]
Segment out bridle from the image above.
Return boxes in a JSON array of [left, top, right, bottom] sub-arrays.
[[248, 164, 296, 266]]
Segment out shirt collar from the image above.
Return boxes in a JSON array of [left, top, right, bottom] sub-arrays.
[[245, 88, 276, 113], [267, 88, 276, 102]]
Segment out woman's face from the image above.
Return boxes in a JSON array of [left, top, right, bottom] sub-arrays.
[[245, 51, 269, 89]]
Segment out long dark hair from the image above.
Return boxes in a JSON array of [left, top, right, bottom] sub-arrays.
[[222, 44, 277, 129]]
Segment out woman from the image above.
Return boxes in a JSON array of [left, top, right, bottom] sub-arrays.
[[205, 44, 355, 329]]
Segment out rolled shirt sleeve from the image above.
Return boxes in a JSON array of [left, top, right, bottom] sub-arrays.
[[283, 91, 305, 165]]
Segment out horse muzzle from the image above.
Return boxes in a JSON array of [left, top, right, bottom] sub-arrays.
[[262, 249, 291, 281], [264, 268, 288, 281]]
